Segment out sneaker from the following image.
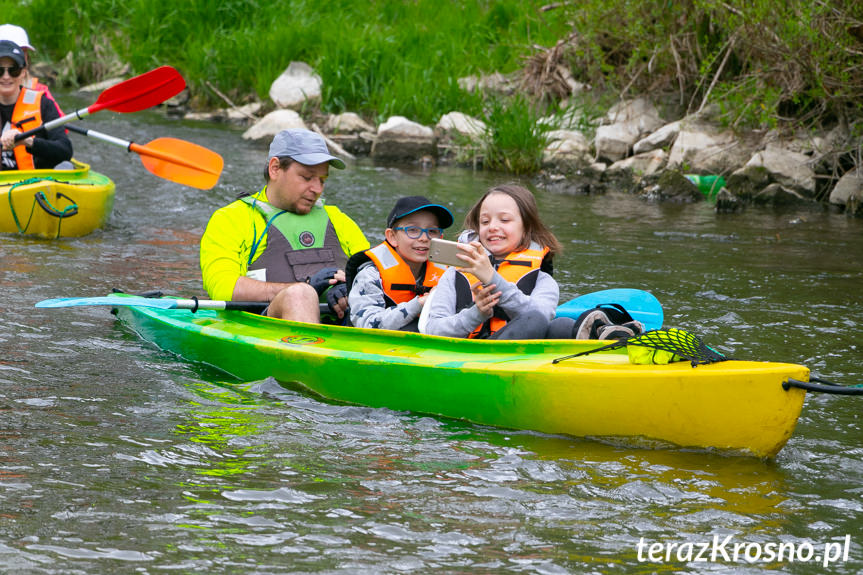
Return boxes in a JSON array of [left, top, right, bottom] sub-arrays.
[[573, 310, 611, 339], [620, 320, 645, 335], [597, 324, 637, 340]]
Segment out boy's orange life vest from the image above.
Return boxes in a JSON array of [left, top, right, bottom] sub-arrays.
[[365, 241, 447, 305]]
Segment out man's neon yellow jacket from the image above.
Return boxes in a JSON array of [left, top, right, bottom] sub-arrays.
[[200, 187, 369, 301]]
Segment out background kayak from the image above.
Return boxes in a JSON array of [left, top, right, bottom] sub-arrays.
[[0, 160, 115, 238]]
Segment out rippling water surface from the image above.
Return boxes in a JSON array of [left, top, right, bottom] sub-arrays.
[[1, 94, 862, 573]]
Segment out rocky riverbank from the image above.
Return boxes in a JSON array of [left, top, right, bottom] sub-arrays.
[[78, 59, 863, 216]]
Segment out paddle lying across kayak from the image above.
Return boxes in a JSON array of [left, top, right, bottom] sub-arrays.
[[39, 289, 863, 458], [37, 288, 664, 327]]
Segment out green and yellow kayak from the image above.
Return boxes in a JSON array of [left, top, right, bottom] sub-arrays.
[[0, 160, 115, 238], [114, 298, 809, 458]]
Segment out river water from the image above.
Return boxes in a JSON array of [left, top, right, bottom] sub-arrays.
[[1, 94, 862, 574]]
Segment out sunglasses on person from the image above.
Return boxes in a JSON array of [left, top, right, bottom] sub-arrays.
[[393, 225, 444, 239], [0, 66, 23, 78]]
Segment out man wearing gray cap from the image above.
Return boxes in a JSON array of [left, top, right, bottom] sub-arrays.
[[200, 129, 369, 323]]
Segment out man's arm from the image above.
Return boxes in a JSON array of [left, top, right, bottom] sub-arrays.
[[201, 203, 261, 301], [231, 275, 295, 302]]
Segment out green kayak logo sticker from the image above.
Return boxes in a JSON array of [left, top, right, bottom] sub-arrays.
[[281, 335, 325, 345]]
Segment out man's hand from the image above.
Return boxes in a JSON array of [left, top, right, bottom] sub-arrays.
[[308, 267, 340, 295], [326, 283, 349, 319]]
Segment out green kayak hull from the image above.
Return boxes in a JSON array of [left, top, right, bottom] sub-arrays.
[[115, 300, 809, 457]]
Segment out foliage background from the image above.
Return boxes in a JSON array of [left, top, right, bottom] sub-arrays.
[[3, 0, 861, 173]]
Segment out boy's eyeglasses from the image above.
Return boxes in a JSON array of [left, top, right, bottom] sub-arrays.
[[0, 66, 23, 78], [393, 226, 444, 239]]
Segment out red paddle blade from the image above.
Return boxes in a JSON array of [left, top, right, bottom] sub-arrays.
[[132, 138, 224, 190], [90, 66, 186, 114]]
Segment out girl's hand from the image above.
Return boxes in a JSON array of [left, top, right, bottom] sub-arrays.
[[0, 129, 31, 151], [1, 129, 20, 151], [456, 241, 495, 285], [471, 282, 499, 316]]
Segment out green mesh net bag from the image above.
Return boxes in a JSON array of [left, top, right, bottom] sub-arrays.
[[553, 328, 729, 367]]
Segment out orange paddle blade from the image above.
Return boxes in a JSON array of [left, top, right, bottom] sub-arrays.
[[90, 66, 186, 114], [131, 139, 224, 190]]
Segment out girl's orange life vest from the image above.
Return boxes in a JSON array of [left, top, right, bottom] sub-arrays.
[[455, 243, 550, 338], [364, 241, 448, 306]]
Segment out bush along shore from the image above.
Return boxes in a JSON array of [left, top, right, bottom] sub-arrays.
[[17, 0, 863, 215]]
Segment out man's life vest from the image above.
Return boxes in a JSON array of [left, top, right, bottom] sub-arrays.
[[454, 242, 550, 339], [241, 195, 348, 284], [10, 88, 43, 170], [355, 241, 447, 306]]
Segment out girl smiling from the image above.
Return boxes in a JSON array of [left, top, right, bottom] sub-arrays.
[[424, 184, 562, 339]]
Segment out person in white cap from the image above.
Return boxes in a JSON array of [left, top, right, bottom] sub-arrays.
[[200, 129, 369, 323], [0, 24, 62, 115], [0, 40, 71, 170]]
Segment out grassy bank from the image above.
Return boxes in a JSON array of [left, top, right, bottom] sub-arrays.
[[5, 0, 861, 174], [6, 0, 572, 124]]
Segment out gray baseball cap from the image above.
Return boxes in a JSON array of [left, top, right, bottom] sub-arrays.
[[267, 129, 345, 169]]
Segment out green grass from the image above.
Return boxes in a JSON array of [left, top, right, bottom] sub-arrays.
[[3, 0, 860, 174], [5, 0, 570, 125], [482, 95, 551, 175]]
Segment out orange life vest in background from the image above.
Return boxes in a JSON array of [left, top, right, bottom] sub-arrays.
[[29, 77, 64, 115], [11, 88, 43, 170]]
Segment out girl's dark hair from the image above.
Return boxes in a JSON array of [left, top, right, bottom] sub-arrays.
[[463, 184, 562, 257], [264, 156, 295, 181]]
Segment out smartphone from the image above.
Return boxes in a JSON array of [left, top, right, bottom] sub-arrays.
[[429, 238, 467, 267]]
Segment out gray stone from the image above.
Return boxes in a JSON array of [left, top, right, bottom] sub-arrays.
[[242, 109, 306, 141], [325, 112, 375, 134], [829, 169, 863, 209], [604, 98, 663, 126], [608, 149, 667, 176], [714, 187, 743, 213], [743, 143, 816, 197], [752, 183, 808, 206], [667, 124, 751, 173], [372, 116, 437, 162], [543, 130, 591, 167], [436, 112, 487, 139], [727, 164, 772, 200], [269, 62, 322, 109], [594, 123, 640, 163], [595, 98, 664, 163], [633, 121, 681, 155]]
